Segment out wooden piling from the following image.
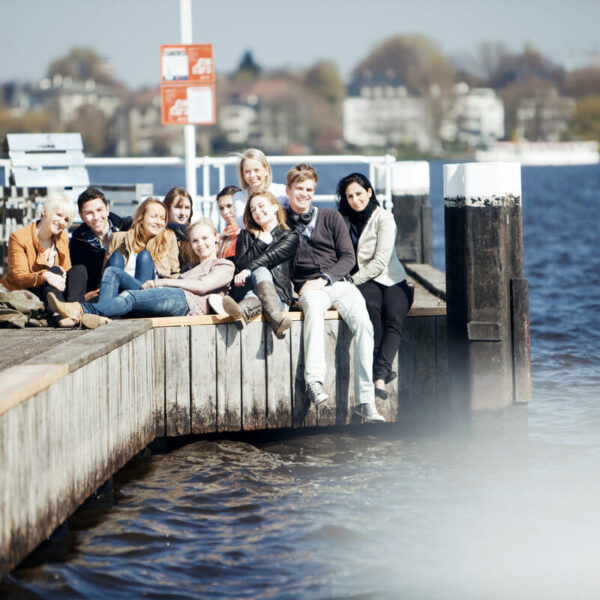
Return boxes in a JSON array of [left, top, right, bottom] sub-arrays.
[[386, 161, 433, 265], [443, 162, 531, 410]]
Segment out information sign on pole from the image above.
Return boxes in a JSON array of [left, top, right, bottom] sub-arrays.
[[160, 44, 215, 125]]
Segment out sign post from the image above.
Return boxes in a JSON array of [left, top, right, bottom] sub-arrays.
[[160, 0, 216, 209]]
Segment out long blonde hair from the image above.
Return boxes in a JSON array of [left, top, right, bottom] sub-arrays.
[[237, 148, 272, 192], [131, 198, 171, 261]]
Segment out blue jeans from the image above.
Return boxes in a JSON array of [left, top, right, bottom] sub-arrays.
[[83, 285, 189, 318], [106, 250, 155, 285], [239, 267, 286, 309]]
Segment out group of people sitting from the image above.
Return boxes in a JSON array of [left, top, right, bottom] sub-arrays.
[[1, 149, 413, 422]]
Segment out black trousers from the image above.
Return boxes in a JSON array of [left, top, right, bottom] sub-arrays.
[[357, 279, 411, 382], [29, 264, 87, 314]]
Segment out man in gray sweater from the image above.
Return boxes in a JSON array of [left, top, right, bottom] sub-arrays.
[[285, 164, 384, 422]]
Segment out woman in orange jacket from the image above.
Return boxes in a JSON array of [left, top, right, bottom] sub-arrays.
[[0, 193, 87, 326]]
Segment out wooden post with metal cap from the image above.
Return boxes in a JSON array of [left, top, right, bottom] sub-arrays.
[[444, 162, 531, 411]]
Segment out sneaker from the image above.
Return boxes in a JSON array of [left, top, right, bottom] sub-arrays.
[[355, 402, 385, 422], [306, 381, 329, 406], [208, 293, 225, 315]]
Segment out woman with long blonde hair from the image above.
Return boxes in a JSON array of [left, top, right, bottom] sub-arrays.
[[231, 148, 288, 228], [49, 218, 234, 326]]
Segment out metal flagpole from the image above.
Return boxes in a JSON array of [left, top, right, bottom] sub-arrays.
[[180, 0, 198, 204]]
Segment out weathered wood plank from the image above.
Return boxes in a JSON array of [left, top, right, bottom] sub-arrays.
[[216, 323, 242, 432], [266, 328, 292, 429], [334, 320, 353, 425], [22, 320, 151, 372], [241, 321, 267, 431], [164, 327, 191, 436], [190, 325, 217, 434], [0, 364, 69, 415], [152, 328, 166, 438], [435, 316, 449, 413], [411, 317, 438, 417], [397, 318, 415, 417], [290, 319, 310, 428], [318, 320, 338, 427]]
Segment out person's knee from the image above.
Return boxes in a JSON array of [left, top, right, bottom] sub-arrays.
[[48, 265, 63, 275], [299, 291, 328, 316], [106, 252, 124, 268], [251, 266, 273, 285]]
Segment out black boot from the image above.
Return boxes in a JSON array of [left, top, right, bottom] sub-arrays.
[[255, 281, 291, 339], [222, 295, 261, 327]]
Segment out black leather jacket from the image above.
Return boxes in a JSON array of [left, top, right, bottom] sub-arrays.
[[233, 226, 299, 305]]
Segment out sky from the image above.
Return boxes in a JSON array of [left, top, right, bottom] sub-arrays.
[[1, 0, 599, 89]]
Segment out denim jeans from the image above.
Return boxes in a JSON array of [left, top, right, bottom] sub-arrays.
[[83, 283, 189, 318], [106, 249, 155, 285], [299, 280, 374, 404], [238, 266, 286, 309]]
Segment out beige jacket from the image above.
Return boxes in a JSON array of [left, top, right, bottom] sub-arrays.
[[352, 207, 407, 287], [105, 229, 180, 278]]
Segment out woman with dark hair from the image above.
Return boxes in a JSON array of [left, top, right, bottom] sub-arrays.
[[220, 191, 298, 338], [164, 186, 193, 267], [337, 172, 413, 400]]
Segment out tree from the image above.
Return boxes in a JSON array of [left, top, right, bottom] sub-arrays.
[[303, 61, 345, 111], [564, 67, 600, 98], [565, 96, 600, 141], [233, 50, 262, 82], [47, 47, 115, 85], [352, 35, 454, 94]]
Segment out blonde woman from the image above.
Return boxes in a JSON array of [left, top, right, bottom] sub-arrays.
[[232, 148, 288, 228], [49, 219, 234, 325], [0, 193, 87, 326], [104, 197, 180, 285]]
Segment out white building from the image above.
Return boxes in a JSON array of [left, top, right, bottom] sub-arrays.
[[440, 83, 504, 147], [343, 73, 433, 151]]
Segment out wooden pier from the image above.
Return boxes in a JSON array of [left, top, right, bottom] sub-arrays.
[[0, 266, 446, 577]]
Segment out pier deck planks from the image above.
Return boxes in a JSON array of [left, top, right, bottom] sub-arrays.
[[0, 271, 448, 578]]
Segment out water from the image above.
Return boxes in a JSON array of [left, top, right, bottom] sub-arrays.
[[2, 163, 600, 599]]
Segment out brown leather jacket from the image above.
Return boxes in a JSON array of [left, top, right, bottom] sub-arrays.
[[0, 221, 71, 290]]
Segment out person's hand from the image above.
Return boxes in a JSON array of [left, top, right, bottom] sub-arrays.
[[299, 277, 327, 296], [234, 269, 251, 286], [43, 270, 66, 292], [84, 289, 99, 302], [142, 279, 161, 290]]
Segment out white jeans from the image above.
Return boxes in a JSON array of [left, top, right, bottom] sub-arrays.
[[299, 281, 375, 404]]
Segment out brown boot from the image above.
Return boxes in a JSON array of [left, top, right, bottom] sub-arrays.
[[48, 292, 111, 330], [222, 295, 262, 327], [48, 292, 83, 323], [255, 281, 291, 339]]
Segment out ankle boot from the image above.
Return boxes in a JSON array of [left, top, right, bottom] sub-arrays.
[[254, 280, 291, 339], [48, 292, 83, 323], [222, 295, 262, 327]]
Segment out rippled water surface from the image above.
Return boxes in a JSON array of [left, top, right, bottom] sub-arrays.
[[2, 163, 599, 599]]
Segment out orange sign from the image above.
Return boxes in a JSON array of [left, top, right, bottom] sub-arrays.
[[160, 44, 215, 125], [160, 44, 214, 83], [161, 84, 216, 125]]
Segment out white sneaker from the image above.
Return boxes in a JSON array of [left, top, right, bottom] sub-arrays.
[[208, 293, 226, 315], [306, 381, 329, 406], [355, 402, 385, 422]]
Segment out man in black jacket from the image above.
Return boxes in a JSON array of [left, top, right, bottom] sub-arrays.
[[69, 188, 132, 293], [285, 164, 384, 422]]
